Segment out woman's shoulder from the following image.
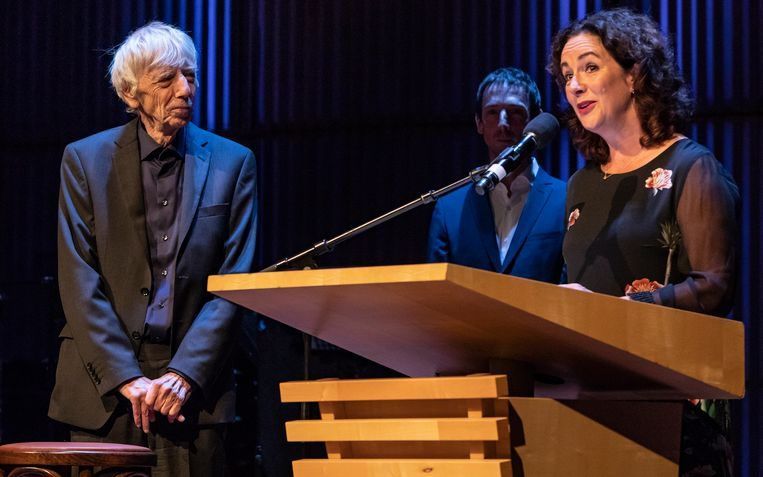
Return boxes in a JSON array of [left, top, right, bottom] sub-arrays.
[[665, 138, 739, 197], [568, 160, 600, 184], [663, 138, 718, 171]]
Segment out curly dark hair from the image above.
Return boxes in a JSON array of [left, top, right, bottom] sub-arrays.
[[547, 8, 694, 164]]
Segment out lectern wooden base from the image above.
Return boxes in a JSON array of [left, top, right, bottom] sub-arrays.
[[280, 375, 683, 477], [508, 398, 682, 476], [292, 459, 511, 476], [281, 375, 511, 476]]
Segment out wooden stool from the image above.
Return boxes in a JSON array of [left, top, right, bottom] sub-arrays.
[[0, 442, 156, 477]]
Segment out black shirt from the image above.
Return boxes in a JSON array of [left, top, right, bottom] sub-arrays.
[[138, 124, 185, 342]]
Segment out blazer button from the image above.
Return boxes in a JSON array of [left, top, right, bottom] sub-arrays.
[[131, 331, 142, 341], [140, 287, 150, 296]]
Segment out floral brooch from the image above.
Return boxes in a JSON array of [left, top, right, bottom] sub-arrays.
[[645, 168, 673, 195], [567, 208, 580, 230]]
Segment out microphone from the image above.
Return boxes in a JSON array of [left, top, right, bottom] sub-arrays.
[[474, 112, 560, 196]]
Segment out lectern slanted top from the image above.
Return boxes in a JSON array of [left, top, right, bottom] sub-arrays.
[[208, 263, 743, 400]]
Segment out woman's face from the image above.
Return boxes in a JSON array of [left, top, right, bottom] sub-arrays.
[[559, 32, 637, 142]]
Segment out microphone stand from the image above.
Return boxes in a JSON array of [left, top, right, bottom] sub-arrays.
[[261, 164, 490, 272], [261, 164, 490, 424]]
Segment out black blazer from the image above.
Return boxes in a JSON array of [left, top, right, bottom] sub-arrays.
[[49, 119, 257, 430]]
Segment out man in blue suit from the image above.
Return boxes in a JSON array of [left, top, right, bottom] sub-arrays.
[[49, 22, 256, 476], [427, 67, 565, 282]]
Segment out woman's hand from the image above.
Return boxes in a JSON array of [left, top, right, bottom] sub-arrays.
[[559, 283, 593, 293]]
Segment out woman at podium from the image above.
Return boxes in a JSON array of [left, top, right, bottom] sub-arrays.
[[547, 8, 739, 476]]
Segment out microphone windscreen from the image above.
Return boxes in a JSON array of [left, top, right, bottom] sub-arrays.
[[523, 112, 560, 149]]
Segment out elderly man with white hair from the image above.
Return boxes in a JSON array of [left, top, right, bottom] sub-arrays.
[[48, 21, 257, 476]]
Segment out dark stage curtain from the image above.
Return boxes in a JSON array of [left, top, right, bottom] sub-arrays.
[[0, 1, 760, 475]]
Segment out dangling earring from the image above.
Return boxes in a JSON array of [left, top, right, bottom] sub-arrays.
[[630, 88, 636, 96]]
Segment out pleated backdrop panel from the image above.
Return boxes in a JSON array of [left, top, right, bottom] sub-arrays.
[[0, 0, 760, 474]]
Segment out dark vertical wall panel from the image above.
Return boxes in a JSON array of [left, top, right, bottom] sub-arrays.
[[0, 0, 760, 475]]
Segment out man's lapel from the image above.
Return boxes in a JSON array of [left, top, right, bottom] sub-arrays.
[[177, 124, 210, 251], [500, 168, 552, 273], [111, 119, 149, 263], [468, 186, 503, 272]]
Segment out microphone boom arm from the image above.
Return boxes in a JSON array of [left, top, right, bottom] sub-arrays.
[[261, 165, 488, 272]]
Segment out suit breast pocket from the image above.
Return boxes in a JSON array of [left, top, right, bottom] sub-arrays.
[[198, 203, 230, 218]]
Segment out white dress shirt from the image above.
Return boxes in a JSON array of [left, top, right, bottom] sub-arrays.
[[488, 158, 538, 264]]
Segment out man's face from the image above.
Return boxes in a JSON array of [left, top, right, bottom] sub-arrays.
[[124, 65, 196, 138], [475, 82, 530, 160]]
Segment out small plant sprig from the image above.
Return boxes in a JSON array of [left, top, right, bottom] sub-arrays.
[[658, 220, 682, 286]]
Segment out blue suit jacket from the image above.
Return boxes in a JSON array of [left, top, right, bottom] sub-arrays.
[[427, 166, 566, 283]]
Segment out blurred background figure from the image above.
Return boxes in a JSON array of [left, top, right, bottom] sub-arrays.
[[427, 67, 566, 283]]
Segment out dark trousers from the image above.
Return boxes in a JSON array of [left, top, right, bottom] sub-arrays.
[[679, 401, 734, 477], [70, 344, 228, 477]]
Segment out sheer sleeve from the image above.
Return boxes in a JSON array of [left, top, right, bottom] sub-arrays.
[[654, 155, 740, 316]]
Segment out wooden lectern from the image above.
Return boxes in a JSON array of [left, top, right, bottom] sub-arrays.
[[209, 263, 744, 476]]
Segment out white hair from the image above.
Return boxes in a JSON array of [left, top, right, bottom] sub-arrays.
[[109, 21, 198, 113]]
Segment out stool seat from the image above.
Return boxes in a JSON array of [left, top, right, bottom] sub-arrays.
[[0, 442, 155, 475]]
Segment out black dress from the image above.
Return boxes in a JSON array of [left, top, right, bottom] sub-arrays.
[[564, 138, 739, 315], [563, 138, 740, 476]]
